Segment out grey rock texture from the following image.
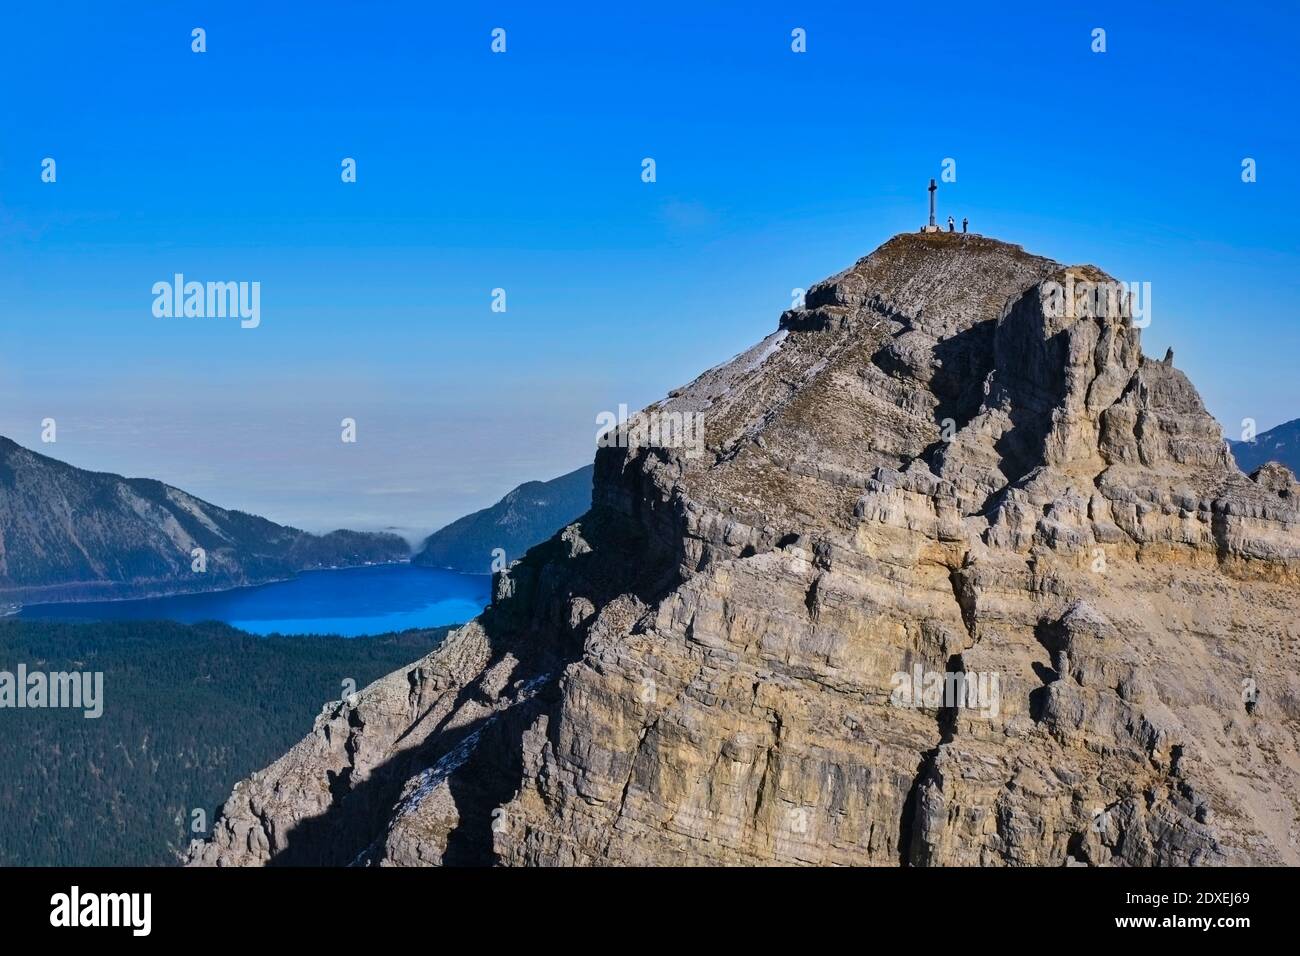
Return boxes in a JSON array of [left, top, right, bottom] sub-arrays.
[[189, 232, 1300, 867]]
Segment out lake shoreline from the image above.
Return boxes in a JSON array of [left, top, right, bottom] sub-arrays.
[[0, 558, 434, 610], [18, 564, 493, 639]]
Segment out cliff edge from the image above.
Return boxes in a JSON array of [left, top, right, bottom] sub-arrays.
[[190, 232, 1300, 867]]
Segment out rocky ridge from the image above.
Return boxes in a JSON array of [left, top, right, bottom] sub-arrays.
[[0, 438, 409, 603], [189, 232, 1300, 867]]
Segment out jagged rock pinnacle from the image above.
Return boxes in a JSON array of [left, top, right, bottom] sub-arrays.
[[189, 233, 1300, 868]]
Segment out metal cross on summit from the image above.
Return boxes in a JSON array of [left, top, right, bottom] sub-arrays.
[[923, 178, 940, 233]]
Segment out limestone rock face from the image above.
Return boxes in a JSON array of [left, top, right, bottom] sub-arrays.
[[189, 232, 1300, 868]]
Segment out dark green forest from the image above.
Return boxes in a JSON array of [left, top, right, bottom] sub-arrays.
[[0, 618, 448, 866]]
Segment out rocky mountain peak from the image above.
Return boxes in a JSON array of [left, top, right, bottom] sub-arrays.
[[190, 232, 1300, 868]]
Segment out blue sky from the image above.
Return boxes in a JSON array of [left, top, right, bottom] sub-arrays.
[[1, 1, 1296, 537]]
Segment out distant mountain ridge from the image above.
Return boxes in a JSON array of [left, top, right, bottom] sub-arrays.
[[412, 464, 592, 573], [1230, 418, 1300, 475], [0, 437, 409, 603]]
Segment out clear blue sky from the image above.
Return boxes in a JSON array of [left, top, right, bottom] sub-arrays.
[[1, 1, 1296, 537]]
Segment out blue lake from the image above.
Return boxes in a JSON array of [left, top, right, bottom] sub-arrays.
[[18, 564, 492, 637]]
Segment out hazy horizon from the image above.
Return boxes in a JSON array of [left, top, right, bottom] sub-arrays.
[[3, 1, 1296, 534]]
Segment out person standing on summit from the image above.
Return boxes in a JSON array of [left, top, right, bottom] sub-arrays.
[[962, 217, 969, 233], [947, 215, 955, 232]]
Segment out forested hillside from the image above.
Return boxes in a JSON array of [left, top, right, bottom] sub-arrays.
[[0, 620, 448, 865]]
